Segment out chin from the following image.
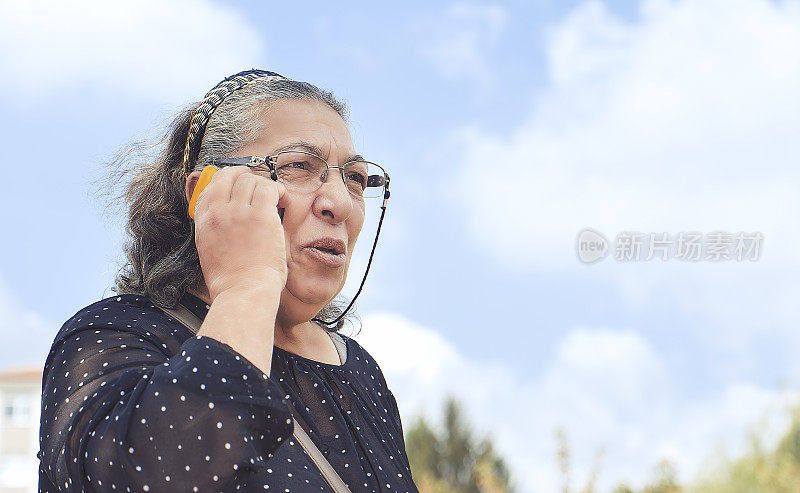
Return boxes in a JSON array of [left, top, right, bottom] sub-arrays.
[[285, 272, 345, 306]]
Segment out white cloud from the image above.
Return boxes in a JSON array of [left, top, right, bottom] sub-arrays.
[[351, 312, 461, 386], [0, 0, 262, 103], [449, 0, 800, 270], [443, 0, 800, 352], [354, 311, 800, 492], [419, 2, 508, 84]]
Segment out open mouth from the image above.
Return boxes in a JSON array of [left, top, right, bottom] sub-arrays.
[[305, 237, 347, 256], [305, 245, 346, 267], [311, 246, 339, 255]]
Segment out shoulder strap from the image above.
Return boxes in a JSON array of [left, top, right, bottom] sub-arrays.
[[154, 301, 352, 493], [292, 417, 352, 492], [158, 303, 202, 335]]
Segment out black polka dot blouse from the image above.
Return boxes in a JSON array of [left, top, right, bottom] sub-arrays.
[[37, 293, 418, 492]]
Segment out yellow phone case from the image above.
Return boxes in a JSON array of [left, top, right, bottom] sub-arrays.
[[188, 165, 218, 219]]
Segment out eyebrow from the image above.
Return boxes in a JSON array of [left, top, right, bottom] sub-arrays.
[[273, 140, 365, 164]]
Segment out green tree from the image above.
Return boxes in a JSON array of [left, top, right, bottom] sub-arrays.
[[405, 395, 515, 493]]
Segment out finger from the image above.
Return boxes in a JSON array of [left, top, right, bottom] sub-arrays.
[[248, 172, 278, 205], [251, 180, 284, 211], [229, 170, 262, 204], [201, 166, 250, 205]]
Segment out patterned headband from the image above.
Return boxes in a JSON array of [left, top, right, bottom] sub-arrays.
[[182, 69, 288, 175]]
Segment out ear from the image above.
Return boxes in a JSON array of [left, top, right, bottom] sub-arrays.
[[185, 170, 202, 204]]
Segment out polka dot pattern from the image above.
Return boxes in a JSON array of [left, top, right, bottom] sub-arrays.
[[37, 293, 417, 492]]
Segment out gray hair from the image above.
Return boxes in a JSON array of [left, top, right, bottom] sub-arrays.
[[107, 77, 360, 334]]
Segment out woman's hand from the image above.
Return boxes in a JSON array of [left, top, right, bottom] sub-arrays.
[[192, 166, 288, 303]]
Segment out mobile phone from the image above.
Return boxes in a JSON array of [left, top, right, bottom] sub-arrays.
[[188, 165, 218, 220], [187, 165, 285, 222]]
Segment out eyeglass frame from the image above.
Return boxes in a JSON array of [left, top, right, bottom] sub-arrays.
[[207, 150, 391, 202]]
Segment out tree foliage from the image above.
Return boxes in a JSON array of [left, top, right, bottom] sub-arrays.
[[405, 395, 515, 493], [406, 397, 800, 492]]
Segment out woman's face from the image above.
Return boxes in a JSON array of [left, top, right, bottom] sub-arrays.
[[236, 99, 365, 321]]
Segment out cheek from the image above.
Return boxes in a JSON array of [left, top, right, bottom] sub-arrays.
[[279, 196, 307, 259], [345, 226, 362, 260], [351, 205, 366, 235]]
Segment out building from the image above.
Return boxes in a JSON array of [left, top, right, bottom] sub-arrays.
[[0, 367, 41, 493]]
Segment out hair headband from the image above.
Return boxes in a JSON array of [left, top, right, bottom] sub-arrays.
[[182, 69, 288, 175]]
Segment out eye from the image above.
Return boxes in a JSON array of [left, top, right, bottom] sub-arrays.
[[343, 163, 369, 192], [344, 170, 367, 190], [274, 161, 316, 180], [279, 161, 311, 171]]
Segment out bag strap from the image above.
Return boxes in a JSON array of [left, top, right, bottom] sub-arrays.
[[158, 302, 202, 335], [155, 302, 352, 493], [292, 415, 352, 492]]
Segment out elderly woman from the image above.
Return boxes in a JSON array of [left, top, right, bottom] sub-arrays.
[[37, 70, 416, 492]]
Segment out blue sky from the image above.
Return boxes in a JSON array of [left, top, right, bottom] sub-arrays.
[[2, 0, 800, 491]]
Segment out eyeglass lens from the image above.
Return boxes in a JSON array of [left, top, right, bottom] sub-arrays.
[[251, 151, 385, 198]]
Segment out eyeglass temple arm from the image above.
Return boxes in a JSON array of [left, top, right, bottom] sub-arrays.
[[209, 156, 270, 167], [208, 156, 277, 181]]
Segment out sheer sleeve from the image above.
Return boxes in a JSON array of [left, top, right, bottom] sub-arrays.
[[38, 301, 293, 492]]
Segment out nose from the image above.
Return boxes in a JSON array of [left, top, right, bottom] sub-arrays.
[[313, 166, 354, 223]]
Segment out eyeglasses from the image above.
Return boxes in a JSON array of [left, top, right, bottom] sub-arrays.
[[209, 150, 390, 199]]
